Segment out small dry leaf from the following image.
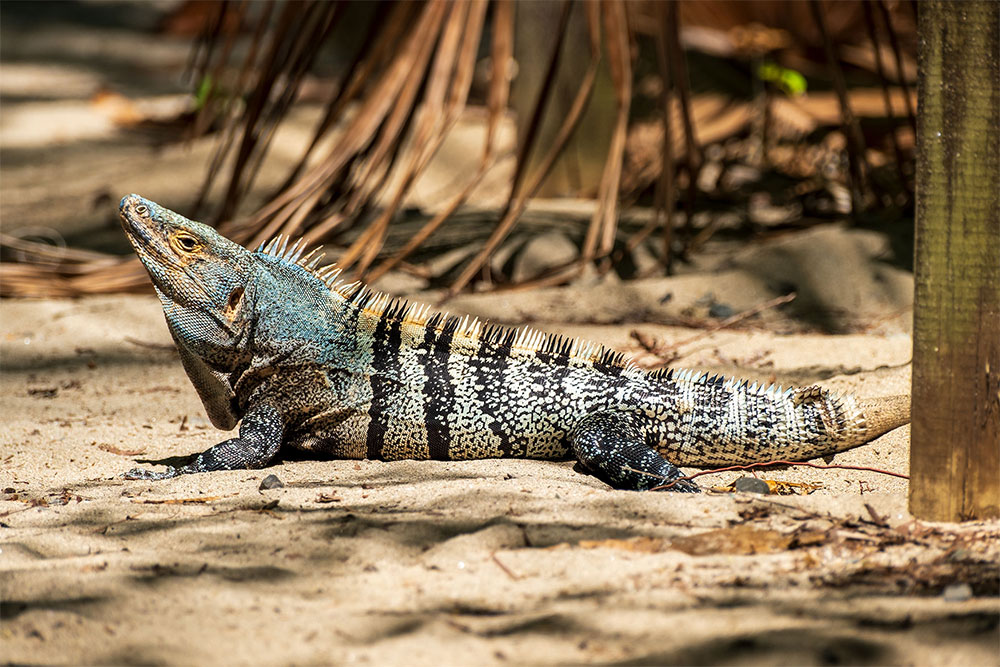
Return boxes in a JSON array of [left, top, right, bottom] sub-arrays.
[[716, 478, 823, 496], [765, 479, 824, 495], [98, 443, 147, 457]]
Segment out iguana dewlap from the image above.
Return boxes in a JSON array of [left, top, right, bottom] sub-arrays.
[[119, 194, 910, 491]]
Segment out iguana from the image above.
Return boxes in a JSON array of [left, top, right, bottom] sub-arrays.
[[119, 194, 910, 492]]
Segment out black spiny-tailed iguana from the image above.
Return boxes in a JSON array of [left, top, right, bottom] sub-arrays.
[[119, 194, 910, 491]]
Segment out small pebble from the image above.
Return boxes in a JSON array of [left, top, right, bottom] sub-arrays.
[[709, 303, 735, 319], [733, 477, 771, 494], [942, 583, 972, 602], [259, 474, 284, 490]]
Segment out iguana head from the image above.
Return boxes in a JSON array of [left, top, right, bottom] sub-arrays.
[[120, 194, 255, 428], [120, 194, 252, 318]]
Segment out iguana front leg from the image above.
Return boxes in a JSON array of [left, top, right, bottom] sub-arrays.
[[570, 410, 700, 492], [125, 404, 283, 480]]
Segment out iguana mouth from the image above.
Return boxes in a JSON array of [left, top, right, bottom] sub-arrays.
[[119, 210, 152, 245]]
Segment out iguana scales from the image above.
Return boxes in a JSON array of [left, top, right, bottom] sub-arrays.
[[119, 195, 910, 491]]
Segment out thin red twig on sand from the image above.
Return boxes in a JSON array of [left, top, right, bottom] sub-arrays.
[[491, 552, 521, 580], [649, 460, 909, 491]]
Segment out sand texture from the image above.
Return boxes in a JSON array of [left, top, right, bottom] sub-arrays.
[[2, 289, 997, 666]]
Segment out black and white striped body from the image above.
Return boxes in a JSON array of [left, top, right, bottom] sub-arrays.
[[246, 252, 869, 468]]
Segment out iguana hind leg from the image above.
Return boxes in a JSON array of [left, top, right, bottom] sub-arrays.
[[570, 410, 699, 492], [125, 404, 283, 480]]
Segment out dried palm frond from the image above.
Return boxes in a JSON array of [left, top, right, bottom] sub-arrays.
[[1, 0, 917, 298]]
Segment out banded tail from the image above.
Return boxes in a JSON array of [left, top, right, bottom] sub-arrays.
[[655, 373, 912, 467]]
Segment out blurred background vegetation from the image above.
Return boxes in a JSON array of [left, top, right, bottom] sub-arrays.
[[0, 0, 918, 298]]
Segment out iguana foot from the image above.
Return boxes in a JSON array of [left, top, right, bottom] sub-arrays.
[[123, 404, 284, 480], [570, 410, 700, 492]]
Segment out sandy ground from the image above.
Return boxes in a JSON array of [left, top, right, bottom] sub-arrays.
[[1, 3, 997, 664], [1, 290, 997, 666]]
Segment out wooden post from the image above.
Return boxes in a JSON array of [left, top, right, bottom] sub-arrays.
[[910, 1, 999, 521]]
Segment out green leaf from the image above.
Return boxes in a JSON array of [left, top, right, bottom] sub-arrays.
[[757, 62, 807, 96], [195, 75, 214, 110]]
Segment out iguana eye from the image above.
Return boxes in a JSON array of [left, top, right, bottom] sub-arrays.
[[171, 232, 200, 254], [136, 204, 148, 215]]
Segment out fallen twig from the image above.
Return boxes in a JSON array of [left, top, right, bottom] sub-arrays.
[[631, 292, 796, 366], [671, 292, 797, 348], [652, 459, 908, 491], [491, 552, 521, 580], [133, 495, 232, 504], [630, 330, 681, 365], [864, 502, 889, 526]]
